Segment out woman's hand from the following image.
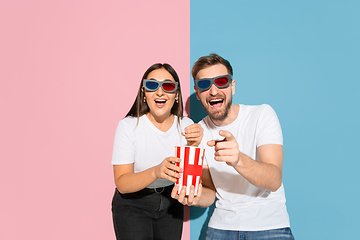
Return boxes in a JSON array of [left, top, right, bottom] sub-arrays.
[[184, 124, 203, 147], [154, 157, 183, 183]]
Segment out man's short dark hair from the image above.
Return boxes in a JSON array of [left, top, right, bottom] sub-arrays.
[[191, 53, 233, 80]]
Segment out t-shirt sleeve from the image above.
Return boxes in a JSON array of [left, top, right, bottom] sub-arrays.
[[180, 117, 194, 131], [198, 119, 209, 166], [111, 118, 136, 165], [256, 105, 283, 147]]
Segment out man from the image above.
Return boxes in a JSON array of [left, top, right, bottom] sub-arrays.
[[172, 54, 294, 239]]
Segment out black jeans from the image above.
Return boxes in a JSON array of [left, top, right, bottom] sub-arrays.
[[111, 185, 183, 240]]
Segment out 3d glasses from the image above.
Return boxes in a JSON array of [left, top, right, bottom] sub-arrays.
[[143, 79, 178, 93], [194, 75, 232, 91]]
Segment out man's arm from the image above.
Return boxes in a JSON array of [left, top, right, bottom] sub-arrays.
[[208, 130, 283, 192], [171, 165, 216, 207], [235, 144, 283, 192]]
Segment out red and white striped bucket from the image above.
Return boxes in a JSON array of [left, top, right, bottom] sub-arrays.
[[175, 146, 205, 196]]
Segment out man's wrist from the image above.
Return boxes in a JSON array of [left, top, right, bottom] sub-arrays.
[[193, 197, 202, 207], [227, 155, 240, 167]]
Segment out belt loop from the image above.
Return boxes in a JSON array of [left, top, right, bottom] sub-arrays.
[[154, 187, 164, 194]]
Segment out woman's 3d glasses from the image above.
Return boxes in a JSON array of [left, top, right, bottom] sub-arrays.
[[143, 79, 178, 93], [194, 75, 232, 91]]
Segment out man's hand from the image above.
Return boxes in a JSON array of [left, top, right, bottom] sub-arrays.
[[207, 130, 241, 167], [171, 184, 202, 206]]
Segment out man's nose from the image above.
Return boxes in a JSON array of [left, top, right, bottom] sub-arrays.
[[208, 83, 219, 96]]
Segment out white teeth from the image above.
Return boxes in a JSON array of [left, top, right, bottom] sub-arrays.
[[155, 99, 166, 103], [209, 99, 223, 106], [210, 99, 223, 103]]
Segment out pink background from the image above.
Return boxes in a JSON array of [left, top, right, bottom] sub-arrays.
[[0, 1, 190, 239]]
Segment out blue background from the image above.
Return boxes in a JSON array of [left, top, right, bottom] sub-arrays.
[[189, 1, 360, 239]]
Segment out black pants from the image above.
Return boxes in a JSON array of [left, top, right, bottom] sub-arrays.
[[111, 185, 183, 240]]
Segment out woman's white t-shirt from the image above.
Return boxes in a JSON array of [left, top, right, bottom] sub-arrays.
[[112, 114, 193, 188]]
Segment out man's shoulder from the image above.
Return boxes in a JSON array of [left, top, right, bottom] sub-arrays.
[[198, 115, 212, 129], [240, 104, 276, 118], [240, 103, 271, 111], [198, 104, 275, 128]]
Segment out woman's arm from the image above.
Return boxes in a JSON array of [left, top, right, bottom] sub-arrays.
[[113, 156, 183, 194]]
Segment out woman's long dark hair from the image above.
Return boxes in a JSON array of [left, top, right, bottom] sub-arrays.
[[126, 63, 184, 121]]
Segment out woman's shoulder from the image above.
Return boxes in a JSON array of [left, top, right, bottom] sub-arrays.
[[178, 116, 194, 125], [119, 115, 137, 123], [117, 116, 140, 130]]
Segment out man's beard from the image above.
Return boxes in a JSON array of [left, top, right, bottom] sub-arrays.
[[201, 94, 232, 121]]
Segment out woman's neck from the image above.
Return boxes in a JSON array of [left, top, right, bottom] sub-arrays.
[[146, 113, 175, 132]]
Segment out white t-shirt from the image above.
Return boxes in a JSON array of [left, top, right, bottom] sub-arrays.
[[199, 104, 290, 231], [112, 114, 194, 188]]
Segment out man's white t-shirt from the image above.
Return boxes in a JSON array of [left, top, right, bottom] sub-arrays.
[[112, 114, 193, 188], [199, 104, 290, 231]]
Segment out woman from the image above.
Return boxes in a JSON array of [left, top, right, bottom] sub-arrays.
[[111, 63, 203, 240]]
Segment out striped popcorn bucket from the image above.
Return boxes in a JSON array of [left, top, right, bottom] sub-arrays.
[[175, 146, 205, 196]]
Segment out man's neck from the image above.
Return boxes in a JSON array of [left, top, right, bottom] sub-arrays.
[[211, 104, 239, 127]]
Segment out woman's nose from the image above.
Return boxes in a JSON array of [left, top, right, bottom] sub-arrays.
[[156, 86, 164, 96]]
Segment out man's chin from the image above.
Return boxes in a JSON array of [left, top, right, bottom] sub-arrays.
[[206, 108, 228, 121], [209, 111, 228, 121], [202, 98, 232, 121], [200, 99, 232, 121]]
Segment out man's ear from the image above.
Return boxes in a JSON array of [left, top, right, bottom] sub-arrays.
[[231, 79, 235, 95], [194, 87, 200, 100]]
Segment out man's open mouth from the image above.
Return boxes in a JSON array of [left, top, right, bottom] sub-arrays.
[[209, 99, 223, 106]]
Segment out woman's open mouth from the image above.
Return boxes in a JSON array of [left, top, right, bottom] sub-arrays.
[[155, 99, 167, 108]]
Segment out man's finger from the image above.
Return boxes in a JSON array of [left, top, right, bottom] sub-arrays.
[[214, 148, 236, 156], [219, 130, 236, 141], [187, 186, 195, 205], [207, 140, 216, 147], [171, 184, 179, 199], [214, 155, 237, 163], [196, 183, 202, 198]]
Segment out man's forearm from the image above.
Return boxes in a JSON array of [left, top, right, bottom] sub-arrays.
[[234, 151, 282, 192], [196, 186, 216, 208]]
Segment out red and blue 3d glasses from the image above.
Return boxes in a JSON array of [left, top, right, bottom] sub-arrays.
[[194, 75, 232, 91], [143, 79, 178, 93]]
